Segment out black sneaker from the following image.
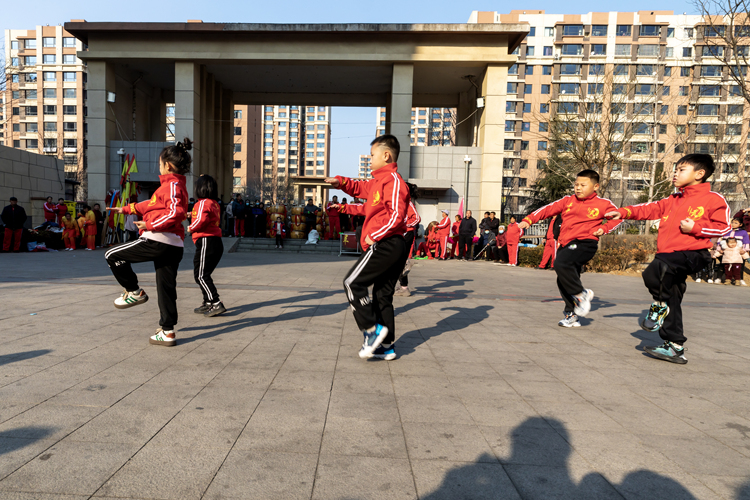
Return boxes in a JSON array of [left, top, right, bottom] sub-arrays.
[[644, 341, 687, 364], [194, 302, 210, 314], [204, 302, 226, 317]]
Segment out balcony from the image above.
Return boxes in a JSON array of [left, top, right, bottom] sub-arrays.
[[63, 147, 77, 153], [43, 147, 57, 153]]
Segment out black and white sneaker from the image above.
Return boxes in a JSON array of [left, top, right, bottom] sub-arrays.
[[204, 302, 226, 317], [372, 344, 397, 360], [558, 312, 581, 328], [194, 302, 210, 314]]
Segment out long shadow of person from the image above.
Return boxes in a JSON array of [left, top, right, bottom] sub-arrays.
[[397, 305, 493, 356], [0, 350, 52, 367], [0, 427, 55, 457], [396, 278, 475, 316], [422, 417, 701, 500]]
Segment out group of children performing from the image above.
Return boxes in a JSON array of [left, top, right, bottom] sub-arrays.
[[102, 136, 730, 366], [43, 197, 99, 251]]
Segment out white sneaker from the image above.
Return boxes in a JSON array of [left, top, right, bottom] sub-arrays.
[[149, 328, 176, 347], [558, 313, 581, 328], [573, 289, 593, 317], [742, 280, 748, 286], [695, 278, 702, 283], [114, 289, 149, 309], [707, 279, 713, 283], [394, 286, 411, 297]]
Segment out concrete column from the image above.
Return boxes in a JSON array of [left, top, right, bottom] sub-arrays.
[[387, 63, 413, 179], [477, 64, 508, 214], [456, 90, 475, 147], [316, 185, 322, 205], [174, 62, 201, 198], [220, 89, 234, 201], [86, 61, 117, 206]]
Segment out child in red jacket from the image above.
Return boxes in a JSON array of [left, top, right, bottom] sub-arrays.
[[325, 135, 409, 360], [105, 139, 191, 347], [189, 174, 225, 317], [606, 154, 730, 364], [519, 170, 622, 328]]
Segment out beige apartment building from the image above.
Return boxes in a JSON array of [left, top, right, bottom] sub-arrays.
[[3, 26, 87, 198], [470, 10, 749, 213], [358, 154, 372, 179], [375, 106, 457, 147], [232, 105, 262, 198]]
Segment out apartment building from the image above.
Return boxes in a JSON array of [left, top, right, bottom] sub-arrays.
[[232, 105, 262, 196], [375, 106, 457, 146], [470, 10, 749, 213], [358, 154, 372, 179], [3, 26, 87, 191]]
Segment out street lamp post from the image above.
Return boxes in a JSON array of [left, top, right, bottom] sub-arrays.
[[463, 155, 471, 214]]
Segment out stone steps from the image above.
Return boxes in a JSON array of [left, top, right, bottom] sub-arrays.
[[234, 237, 347, 255]]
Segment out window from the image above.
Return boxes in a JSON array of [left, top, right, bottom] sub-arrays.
[[634, 103, 654, 115], [699, 65, 721, 78], [591, 25, 607, 36], [705, 26, 725, 37], [62, 105, 76, 115], [632, 142, 649, 154], [504, 139, 516, 151], [560, 64, 581, 75], [562, 25, 584, 36], [635, 84, 654, 95], [11, 57, 19, 66], [26, 123, 38, 133], [703, 45, 724, 57], [524, 84, 533, 94], [43, 105, 56, 115], [503, 159, 515, 169], [662, 86, 670, 95], [506, 101, 517, 113], [695, 124, 718, 136], [639, 25, 660, 37], [615, 44, 631, 56], [522, 122, 530, 131], [43, 37, 56, 47], [664, 66, 672, 76], [234, 127, 242, 136], [558, 102, 578, 114], [234, 109, 243, 119], [726, 143, 740, 154], [25, 89, 37, 99], [63, 122, 76, 132], [63, 37, 76, 47], [728, 104, 743, 116], [636, 64, 655, 76], [559, 83, 579, 94], [544, 27, 555, 37], [666, 47, 674, 58], [699, 85, 721, 97], [505, 120, 515, 132], [639, 45, 659, 57], [591, 44, 606, 56], [633, 123, 651, 134], [521, 141, 529, 151], [694, 143, 716, 154], [522, 103, 531, 113], [540, 103, 549, 113], [541, 66, 551, 75], [528, 27, 536, 37], [24, 56, 37, 65], [63, 54, 76, 64], [63, 139, 76, 151], [678, 86, 688, 96], [508, 64, 518, 75], [678, 106, 687, 115], [507, 83, 518, 94], [11, 41, 19, 49], [661, 105, 669, 115], [234, 144, 241, 152], [698, 104, 719, 115], [616, 25, 632, 36], [587, 102, 602, 114], [539, 122, 548, 132], [24, 39, 37, 49], [525, 65, 534, 75], [43, 72, 56, 81], [614, 64, 629, 76], [526, 46, 535, 57], [681, 67, 691, 77], [26, 139, 38, 149], [543, 46, 553, 56], [562, 44, 583, 55], [589, 64, 604, 76], [722, 163, 738, 174], [43, 55, 56, 64], [612, 84, 626, 94], [317, 125, 325, 130], [541, 84, 550, 94]]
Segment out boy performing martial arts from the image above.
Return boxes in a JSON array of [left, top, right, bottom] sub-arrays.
[[325, 135, 409, 360]]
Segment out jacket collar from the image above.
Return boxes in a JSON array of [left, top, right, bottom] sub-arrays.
[[372, 163, 398, 178], [575, 192, 598, 202], [159, 173, 185, 184], [679, 182, 710, 196]]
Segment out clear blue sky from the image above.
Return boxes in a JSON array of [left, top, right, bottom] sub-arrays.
[[2, 0, 697, 187]]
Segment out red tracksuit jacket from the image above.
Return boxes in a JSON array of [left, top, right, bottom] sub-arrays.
[[522, 193, 622, 247], [335, 163, 409, 250], [338, 203, 365, 216], [617, 182, 730, 253], [405, 201, 420, 233], [43, 202, 57, 222], [122, 173, 188, 240], [506, 222, 523, 245], [188, 198, 221, 243], [436, 215, 451, 236]]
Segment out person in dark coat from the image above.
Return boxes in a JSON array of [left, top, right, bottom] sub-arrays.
[[303, 198, 319, 235], [340, 198, 351, 232], [2, 197, 27, 252], [457, 210, 477, 260], [92, 203, 105, 247]]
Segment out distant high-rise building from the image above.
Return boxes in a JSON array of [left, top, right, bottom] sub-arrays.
[[3, 26, 88, 197], [358, 154, 372, 179], [232, 105, 262, 199], [375, 106, 456, 146]]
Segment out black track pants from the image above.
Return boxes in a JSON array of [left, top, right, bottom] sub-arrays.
[[194, 236, 223, 304], [343, 235, 407, 345], [399, 231, 416, 287], [105, 238, 183, 330], [458, 235, 472, 259], [642, 250, 710, 344], [554, 239, 599, 313]]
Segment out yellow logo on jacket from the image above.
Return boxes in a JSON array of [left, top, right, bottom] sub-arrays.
[[586, 208, 600, 219], [148, 195, 157, 207], [687, 206, 704, 220], [372, 191, 381, 206], [564, 202, 573, 213]]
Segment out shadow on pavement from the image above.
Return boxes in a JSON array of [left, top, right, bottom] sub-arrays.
[[397, 305, 493, 356], [0, 427, 55, 457], [0, 349, 52, 367], [421, 417, 742, 499]]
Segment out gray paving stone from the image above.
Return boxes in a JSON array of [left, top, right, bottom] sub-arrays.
[[312, 455, 417, 500], [411, 459, 522, 500]]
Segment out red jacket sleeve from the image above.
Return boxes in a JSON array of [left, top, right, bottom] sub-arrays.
[[336, 176, 368, 199], [369, 174, 407, 242], [522, 197, 569, 225], [600, 199, 624, 234], [188, 199, 212, 233], [618, 198, 670, 221], [690, 197, 731, 239], [406, 202, 421, 229], [339, 203, 365, 216], [436, 217, 450, 230]]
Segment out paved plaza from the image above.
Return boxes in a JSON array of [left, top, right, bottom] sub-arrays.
[[0, 243, 749, 499]]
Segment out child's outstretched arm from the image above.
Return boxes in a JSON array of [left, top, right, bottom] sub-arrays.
[[518, 197, 568, 230], [326, 176, 367, 198], [606, 198, 670, 221]]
